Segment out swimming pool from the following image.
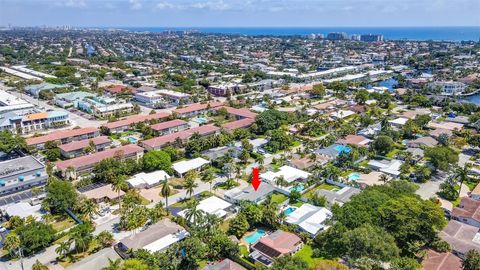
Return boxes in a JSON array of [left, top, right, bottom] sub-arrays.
[[348, 173, 361, 181], [289, 184, 305, 192], [335, 145, 351, 154], [193, 117, 208, 124], [127, 136, 138, 143], [244, 229, 266, 244], [284, 207, 297, 215]]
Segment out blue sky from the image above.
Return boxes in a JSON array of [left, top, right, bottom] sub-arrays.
[[1, 0, 479, 27]]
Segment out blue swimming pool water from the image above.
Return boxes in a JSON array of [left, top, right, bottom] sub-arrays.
[[245, 229, 266, 244], [127, 136, 138, 143], [284, 207, 297, 215], [335, 145, 351, 154], [289, 184, 305, 192], [348, 173, 361, 181], [194, 117, 208, 124]]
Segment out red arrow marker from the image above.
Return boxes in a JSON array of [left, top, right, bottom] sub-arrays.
[[251, 167, 261, 191]]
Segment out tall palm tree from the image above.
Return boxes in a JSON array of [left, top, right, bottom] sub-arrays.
[[81, 199, 99, 221], [256, 155, 265, 166], [184, 199, 204, 224], [111, 176, 128, 213], [454, 164, 472, 196], [184, 177, 198, 198], [32, 260, 48, 270], [160, 176, 172, 208], [275, 176, 287, 188], [55, 240, 71, 259], [201, 168, 215, 193], [379, 174, 390, 184]]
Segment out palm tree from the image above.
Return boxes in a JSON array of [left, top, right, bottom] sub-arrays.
[[103, 258, 122, 270], [55, 240, 71, 259], [379, 174, 390, 184], [111, 176, 128, 213], [80, 199, 99, 221], [184, 177, 198, 198], [149, 201, 167, 224], [3, 233, 20, 257], [32, 260, 49, 270], [454, 164, 472, 196], [201, 168, 215, 193], [160, 176, 172, 208], [275, 176, 287, 188], [256, 155, 265, 166], [184, 199, 204, 224]]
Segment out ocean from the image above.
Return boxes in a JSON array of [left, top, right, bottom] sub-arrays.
[[113, 26, 480, 41]]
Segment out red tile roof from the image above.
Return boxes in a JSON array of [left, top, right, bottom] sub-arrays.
[[173, 102, 223, 115], [141, 130, 191, 149], [103, 112, 170, 129], [151, 119, 188, 131], [452, 197, 480, 223], [142, 124, 220, 149], [58, 136, 111, 152], [218, 106, 257, 119], [336, 134, 369, 146], [187, 124, 220, 136], [222, 118, 255, 131], [26, 127, 99, 146], [56, 144, 143, 171], [252, 230, 301, 258], [421, 250, 462, 270]]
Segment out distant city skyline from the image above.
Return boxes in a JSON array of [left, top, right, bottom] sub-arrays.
[[1, 0, 479, 27]]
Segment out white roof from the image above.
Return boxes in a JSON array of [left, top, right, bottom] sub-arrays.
[[178, 196, 232, 219], [389, 117, 408, 125], [260, 165, 311, 184], [285, 203, 332, 235], [3, 202, 42, 219], [143, 230, 189, 253], [330, 110, 355, 119], [368, 159, 403, 176], [172, 157, 209, 175], [128, 170, 171, 187]]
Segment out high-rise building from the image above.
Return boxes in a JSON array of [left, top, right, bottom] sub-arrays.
[[326, 32, 348, 40], [360, 34, 384, 42]]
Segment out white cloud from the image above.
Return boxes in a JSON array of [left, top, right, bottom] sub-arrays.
[[55, 0, 87, 8], [130, 0, 142, 10]]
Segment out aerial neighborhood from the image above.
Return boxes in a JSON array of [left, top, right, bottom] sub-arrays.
[[0, 27, 480, 270]]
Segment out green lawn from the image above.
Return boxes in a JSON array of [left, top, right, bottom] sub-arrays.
[[271, 192, 289, 204], [385, 148, 401, 158], [51, 217, 76, 232], [294, 244, 323, 268], [290, 201, 304, 207], [171, 191, 213, 208], [302, 183, 338, 199]]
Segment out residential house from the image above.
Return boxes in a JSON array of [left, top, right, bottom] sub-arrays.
[[59, 136, 112, 158], [249, 230, 302, 267], [202, 259, 245, 270], [26, 127, 100, 149], [102, 112, 170, 134], [452, 197, 480, 228], [336, 134, 371, 147], [407, 136, 438, 148], [114, 218, 188, 259], [315, 186, 361, 206], [55, 144, 144, 179], [172, 157, 209, 177], [285, 203, 332, 237], [421, 250, 462, 270], [78, 183, 125, 203], [151, 119, 189, 135], [127, 170, 171, 189], [439, 220, 480, 259], [224, 183, 276, 204], [173, 102, 223, 118], [368, 159, 403, 177]]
